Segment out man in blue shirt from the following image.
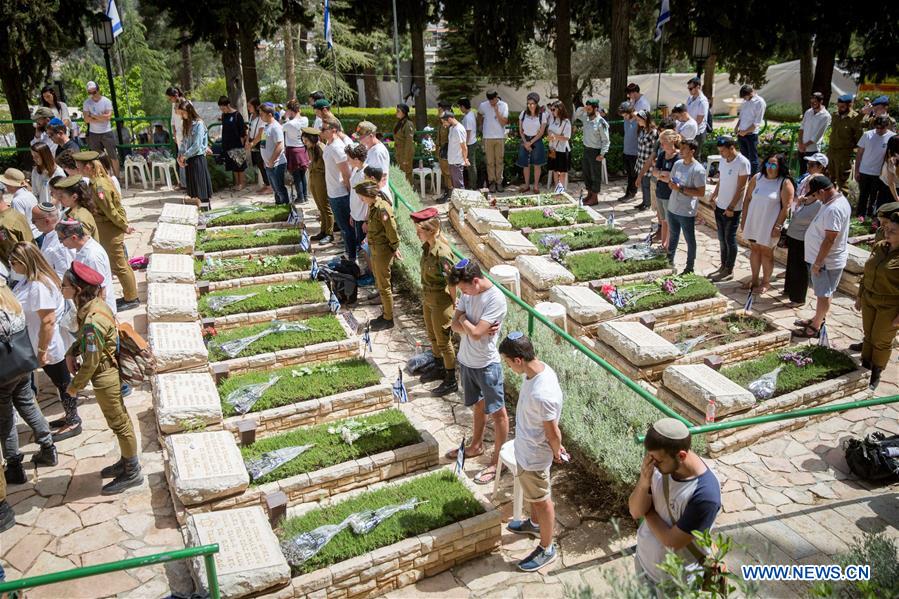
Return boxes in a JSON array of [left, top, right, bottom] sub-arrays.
[[619, 102, 639, 200]]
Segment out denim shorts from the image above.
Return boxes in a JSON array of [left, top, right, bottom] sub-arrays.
[[459, 362, 505, 415], [517, 138, 547, 168], [808, 263, 844, 298]]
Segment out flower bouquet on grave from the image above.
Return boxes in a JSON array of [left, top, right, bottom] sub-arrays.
[[345, 497, 428, 534], [281, 516, 352, 566], [780, 349, 814, 367], [213, 320, 313, 359], [747, 365, 784, 400], [675, 334, 708, 355], [600, 275, 698, 310], [205, 293, 257, 313], [201, 203, 263, 224], [224, 375, 281, 414], [202, 324, 217, 344], [290, 364, 340, 378], [327, 418, 391, 446], [538, 234, 571, 264], [244, 444, 315, 481], [612, 242, 664, 262]]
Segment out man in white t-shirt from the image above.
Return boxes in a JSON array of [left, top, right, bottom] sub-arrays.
[[854, 116, 896, 218], [321, 118, 352, 251], [32, 203, 74, 278], [441, 111, 469, 190], [798, 175, 851, 339], [798, 92, 832, 175], [685, 77, 709, 159], [734, 84, 766, 175], [82, 81, 119, 178], [500, 332, 565, 572], [627, 83, 651, 113], [259, 104, 289, 205], [448, 259, 509, 486], [355, 121, 390, 183], [459, 98, 478, 188], [708, 136, 750, 282], [478, 91, 509, 192], [56, 219, 116, 315], [671, 104, 698, 142]]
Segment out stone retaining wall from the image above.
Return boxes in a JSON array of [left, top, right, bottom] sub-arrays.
[[615, 295, 730, 327], [200, 244, 302, 259], [205, 270, 311, 292]]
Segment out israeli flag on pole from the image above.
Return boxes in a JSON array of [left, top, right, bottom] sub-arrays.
[[299, 228, 311, 252], [107, 0, 123, 38], [310, 255, 320, 280], [654, 0, 670, 42], [743, 291, 754, 313], [607, 209, 615, 229], [362, 324, 372, 356], [392, 368, 408, 403], [324, 0, 333, 50], [454, 437, 466, 474], [577, 190, 584, 207], [328, 289, 341, 314]]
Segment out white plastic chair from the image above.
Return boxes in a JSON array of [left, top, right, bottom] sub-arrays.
[[151, 159, 180, 189], [123, 155, 149, 190], [412, 167, 435, 198], [431, 165, 442, 196], [706, 154, 723, 176], [492, 440, 524, 522]]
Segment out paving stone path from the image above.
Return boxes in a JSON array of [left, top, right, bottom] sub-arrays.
[[0, 179, 895, 598]]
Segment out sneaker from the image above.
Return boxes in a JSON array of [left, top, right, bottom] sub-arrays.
[[848, 342, 863, 352], [52, 422, 83, 442], [617, 194, 635, 202], [31, 444, 58, 467], [310, 231, 326, 242], [116, 298, 141, 311], [706, 266, 723, 280], [716, 269, 734, 282], [101, 458, 125, 478], [318, 235, 334, 245], [101, 460, 143, 495], [507, 519, 541, 538], [0, 500, 15, 533], [517, 544, 557, 572], [369, 316, 394, 331], [430, 377, 458, 397], [4, 456, 26, 485], [419, 367, 445, 384]]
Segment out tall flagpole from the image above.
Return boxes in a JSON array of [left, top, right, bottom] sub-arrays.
[[391, 0, 402, 102], [655, 29, 665, 110]]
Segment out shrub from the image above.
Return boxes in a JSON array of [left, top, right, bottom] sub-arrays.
[[195, 254, 312, 281], [197, 228, 300, 253], [764, 102, 804, 123], [199, 280, 325, 317], [218, 358, 382, 416], [566, 252, 671, 282], [811, 532, 899, 598], [848, 217, 876, 238], [529, 226, 629, 254], [207, 315, 346, 361], [388, 166, 425, 299], [279, 470, 484, 574], [205, 205, 291, 227], [721, 344, 857, 398], [241, 409, 420, 485], [601, 274, 719, 314], [508, 207, 595, 229]]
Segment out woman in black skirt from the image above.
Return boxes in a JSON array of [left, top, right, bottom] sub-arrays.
[[783, 158, 825, 306], [218, 95, 247, 190], [245, 97, 271, 193], [176, 100, 213, 210]]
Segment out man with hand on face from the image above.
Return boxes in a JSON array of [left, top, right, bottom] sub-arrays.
[[798, 92, 832, 176]]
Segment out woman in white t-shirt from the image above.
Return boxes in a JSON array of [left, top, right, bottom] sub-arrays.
[[245, 98, 272, 193], [9, 242, 81, 438], [516, 93, 548, 193], [30, 142, 65, 205], [546, 101, 573, 193], [879, 136, 899, 205], [283, 99, 310, 203], [40, 86, 71, 132], [345, 143, 370, 255]]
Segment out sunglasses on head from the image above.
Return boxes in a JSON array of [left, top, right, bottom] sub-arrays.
[[765, 161, 778, 168]]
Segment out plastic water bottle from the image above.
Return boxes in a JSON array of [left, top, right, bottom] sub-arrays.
[[705, 399, 717, 424], [415, 341, 422, 356], [885, 447, 899, 458]]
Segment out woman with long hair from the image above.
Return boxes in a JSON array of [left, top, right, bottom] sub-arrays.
[[635, 110, 660, 212], [165, 86, 186, 188], [217, 95, 247, 190], [517, 92, 548, 193], [0, 276, 57, 486], [393, 103, 415, 185], [740, 153, 794, 294], [245, 97, 272, 192], [176, 99, 213, 209], [303, 128, 334, 242], [40, 85, 71, 131], [651, 130, 681, 249], [61, 261, 141, 494], [547, 101, 573, 192], [9, 243, 81, 439], [51, 177, 99, 240], [283, 98, 309, 202], [31, 142, 65, 205], [346, 142, 369, 250], [878, 136, 899, 206]]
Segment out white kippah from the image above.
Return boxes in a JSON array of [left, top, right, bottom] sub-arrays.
[[652, 418, 690, 440]]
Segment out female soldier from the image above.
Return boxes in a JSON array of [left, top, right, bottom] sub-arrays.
[[393, 104, 415, 185], [62, 261, 142, 495], [73, 150, 138, 310], [302, 127, 334, 244], [51, 175, 100, 241], [355, 181, 398, 331], [412, 207, 458, 396], [857, 212, 899, 391]]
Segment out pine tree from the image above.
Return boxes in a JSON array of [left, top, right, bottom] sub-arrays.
[[433, 26, 482, 103]]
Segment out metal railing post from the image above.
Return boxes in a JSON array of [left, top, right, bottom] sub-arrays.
[[527, 312, 535, 336], [204, 553, 221, 599]]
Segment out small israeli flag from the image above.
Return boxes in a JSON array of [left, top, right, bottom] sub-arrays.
[[577, 190, 584, 207], [818, 322, 829, 347], [607, 209, 615, 228], [454, 437, 466, 475], [324, 0, 333, 50], [288, 204, 303, 225], [743, 291, 754, 313], [392, 368, 409, 403], [299, 228, 311, 252], [644, 231, 654, 245], [362, 324, 372, 356], [328, 289, 341, 314], [310, 254, 320, 280]]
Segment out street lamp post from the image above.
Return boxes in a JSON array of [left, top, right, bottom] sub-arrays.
[[692, 35, 711, 79], [91, 14, 124, 146]]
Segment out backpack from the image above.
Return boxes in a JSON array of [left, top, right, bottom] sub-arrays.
[[317, 266, 358, 305], [92, 311, 157, 385], [843, 432, 899, 482]]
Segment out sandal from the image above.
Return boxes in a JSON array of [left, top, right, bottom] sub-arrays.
[[474, 464, 500, 485], [793, 318, 812, 327], [740, 280, 757, 290], [444, 446, 484, 460], [793, 324, 821, 338]]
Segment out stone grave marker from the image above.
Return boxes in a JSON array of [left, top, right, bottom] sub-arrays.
[[147, 283, 199, 322], [466, 207, 512, 235], [450, 188, 489, 211], [160, 202, 200, 227], [596, 321, 680, 366], [515, 255, 576, 290], [148, 322, 208, 372], [154, 372, 223, 433], [147, 253, 196, 284], [550, 284, 616, 324], [152, 222, 196, 254], [166, 430, 249, 505], [663, 364, 757, 418], [486, 229, 539, 260]]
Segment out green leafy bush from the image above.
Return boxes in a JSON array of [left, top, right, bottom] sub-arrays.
[[566, 252, 670, 282], [600, 274, 719, 314], [529, 226, 629, 253], [241, 409, 420, 485], [812, 532, 899, 599], [195, 254, 312, 281], [764, 102, 804, 123], [207, 315, 346, 361], [199, 280, 324, 317], [722, 345, 857, 398], [388, 167, 426, 299], [205, 205, 292, 227], [508, 207, 595, 229], [197, 228, 300, 253], [279, 470, 484, 574], [219, 358, 382, 416]]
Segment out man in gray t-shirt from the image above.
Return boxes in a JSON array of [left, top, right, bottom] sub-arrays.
[[448, 259, 509, 486], [665, 139, 707, 274]]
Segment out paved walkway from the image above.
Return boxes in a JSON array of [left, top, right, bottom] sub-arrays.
[[0, 178, 896, 598]]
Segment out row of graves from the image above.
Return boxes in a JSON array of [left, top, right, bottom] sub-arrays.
[[145, 203, 501, 598], [448, 188, 871, 457]]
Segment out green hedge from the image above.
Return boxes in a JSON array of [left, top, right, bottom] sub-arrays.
[[508, 207, 595, 229], [207, 315, 346, 361], [722, 345, 857, 398], [199, 280, 324, 317], [195, 254, 311, 281], [218, 358, 382, 416], [604, 274, 719, 314], [529, 226, 629, 254], [197, 228, 300, 253], [566, 252, 670, 282], [241, 409, 420, 485], [279, 470, 483, 574], [205, 205, 291, 227], [388, 166, 425, 300]]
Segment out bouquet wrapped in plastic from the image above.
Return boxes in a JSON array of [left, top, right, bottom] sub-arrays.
[[213, 320, 312, 359], [345, 498, 427, 534], [224, 375, 281, 414], [205, 293, 257, 313], [612, 242, 663, 262], [244, 444, 314, 481], [327, 419, 390, 445], [201, 204, 263, 224], [675, 334, 708, 355], [280, 518, 351, 566], [406, 350, 436, 375], [747, 365, 783, 400]]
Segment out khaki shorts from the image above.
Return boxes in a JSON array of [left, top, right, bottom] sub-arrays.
[[516, 466, 551, 503]]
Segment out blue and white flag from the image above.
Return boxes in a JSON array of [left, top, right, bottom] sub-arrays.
[[607, 209, 615, 229], [743, 291, 754, 313], [310, 254, 320, 280], [454, 437, 466, 475], [392, 368, 408, 403], [362, 324, 372, 356], [107, 0, 123, 38], [818, 322, 829, 347], [644, 230, 654, 245], [299, 228, 311, 252], [328, 289, 341, 314], [654, 0, 670, 42], [323, 0, 333, 50], [577, 190, 584, 207], [288, 204, 303, 225]]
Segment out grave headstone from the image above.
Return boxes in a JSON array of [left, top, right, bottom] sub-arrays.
[[549, 285, 616, 324], [160, 202, 200, 227], [148, 322, 209, 372], [147, 283, 199, 322], [466, 208, 512, 235], [515, 255, 576, 290], [486, 229, 539, 260], [450, 188, 489, 211], [166, 430, 249, 505], [147, 253, 196, 284], [152, 222, 196, 254], [154, 372, 223, 433], [596, 321, 680, 366], [663, 364, 757, 417]]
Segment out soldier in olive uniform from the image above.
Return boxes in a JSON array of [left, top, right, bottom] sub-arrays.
[[62, 261, 142, 495], [393, 104, 415, 186], [52, 175, 100, 241], [861, 96, 896, 131], [856, 212, 899, 390], [0, 189, 34, 266], [436, 101, 453, 202], [412, 207, 458, 397], [73, 151, 139, 310], [301, 127, 334, 243], [827, 94, 863, 195], [356, 181, 399, 331]]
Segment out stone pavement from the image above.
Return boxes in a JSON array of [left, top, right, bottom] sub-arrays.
[[0, 177, 896, 598]]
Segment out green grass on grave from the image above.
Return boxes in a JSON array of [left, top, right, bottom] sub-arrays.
[[197, 228, 300, 252], [207, 315, 346, 361], [566, 252, 670, 282], [721, 345, 857, 398], [195, 254, 311, 281], [529, 226, 629, 253], [199, 280, 325, 317], [205, 204, 292, 226], [600, 274, 719, 314], [507, 207, 594, 229]]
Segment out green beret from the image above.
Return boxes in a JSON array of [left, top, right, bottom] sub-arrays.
[[72, 150, 100, 162], [354, 181, 381, 198], [313, 99, 331, 109], [52, 174, 84, 189]]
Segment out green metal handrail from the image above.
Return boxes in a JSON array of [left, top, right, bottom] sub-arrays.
[[0, 544, 221, 598]]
